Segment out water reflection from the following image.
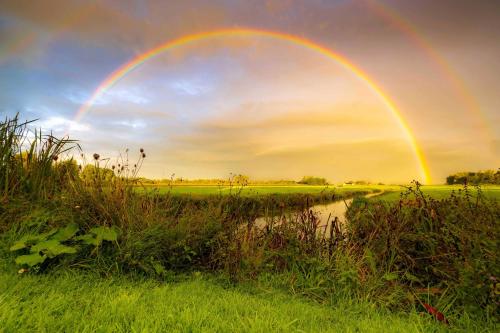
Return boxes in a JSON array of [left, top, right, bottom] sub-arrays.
[[254, 198, 354, 232]]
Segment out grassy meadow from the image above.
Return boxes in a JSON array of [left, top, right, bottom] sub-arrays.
[[374, 184, 500, 202], [1, 115, 499, 332], [140, 183, 500, 203]]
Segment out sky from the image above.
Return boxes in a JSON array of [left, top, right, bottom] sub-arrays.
[[1, 0, 499, 184]]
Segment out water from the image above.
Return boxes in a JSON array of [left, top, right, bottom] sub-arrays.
[[253, 192, 382, 233], [254, 198, 354, 231], [309, 198, 354, 228]]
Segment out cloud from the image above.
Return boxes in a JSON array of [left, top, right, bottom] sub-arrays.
[[102, 89, 150, 105], [39, 116, 90, 133], [170, 79, 212, 96], [64, 87, 149, 106], [111, 119, 147, 129]]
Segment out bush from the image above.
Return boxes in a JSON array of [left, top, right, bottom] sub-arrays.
[[345, 183, 499, 317]]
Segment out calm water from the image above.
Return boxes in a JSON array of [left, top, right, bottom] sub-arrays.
[[254, 192, 382, 232], [254, 198, 354, 231]]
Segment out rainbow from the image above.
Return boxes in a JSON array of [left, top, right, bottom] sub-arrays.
[[73, 27, 431, 183], [364, 0, 492, 141]]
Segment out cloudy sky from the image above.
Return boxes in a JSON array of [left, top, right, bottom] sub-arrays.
[[1, 0, 499, 183]]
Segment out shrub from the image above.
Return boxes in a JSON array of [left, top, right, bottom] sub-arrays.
[[345, 183, 499, 316]]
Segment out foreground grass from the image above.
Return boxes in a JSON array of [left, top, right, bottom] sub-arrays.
[[0, 271, 468, 333]]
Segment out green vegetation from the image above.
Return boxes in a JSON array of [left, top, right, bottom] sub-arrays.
[[140, 184, 375, 196], [374, 184, 500, 202], [347, 183, 499, 317], [1, 271, 468, 333], [446, 169, 500, 185], [298, 176, 328, 185], [1, 115, 498, 331]]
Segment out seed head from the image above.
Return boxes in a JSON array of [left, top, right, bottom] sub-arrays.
[[93, 153, 100, 160], [52, 155, 59, 161], [140, 148, 144, 153], [142, 153, 146, 158], [112, 165, 116, 170]]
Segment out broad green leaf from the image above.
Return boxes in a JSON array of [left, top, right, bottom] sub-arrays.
[[75, 234, 99, 246], [10, 240, 29, 251], [90, 226, 119, 242], [15, 253, 47, 266], [37, 228, 59, 240], [9, 228, 58, 252], [30, 240, 77, 258], [51, 223, 79, 242]]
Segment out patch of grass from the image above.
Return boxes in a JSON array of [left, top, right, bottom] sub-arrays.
[[0, 271, 477, 332], [373, 185, 500, 202], [138, 184, 383, 196]]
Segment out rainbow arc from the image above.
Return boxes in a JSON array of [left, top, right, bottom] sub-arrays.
[[72, 28, 432, 184]]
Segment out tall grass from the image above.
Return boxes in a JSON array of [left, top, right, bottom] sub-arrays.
[[0, 113, 78, 201]]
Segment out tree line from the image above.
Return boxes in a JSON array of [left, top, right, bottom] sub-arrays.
[[446, 169, 500, 185]]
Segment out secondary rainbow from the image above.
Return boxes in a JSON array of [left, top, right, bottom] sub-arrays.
[[73, 27, 431, 184], [364, 0, 492, 142]]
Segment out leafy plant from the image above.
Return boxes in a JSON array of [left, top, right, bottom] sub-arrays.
[[10, 223, 119, 268]]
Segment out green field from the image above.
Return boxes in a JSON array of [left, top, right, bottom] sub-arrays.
[[373, 184, 500, 201], [0, 271, 471, 332], [140, 183, 500, 201], [140, 184, 390, 196]]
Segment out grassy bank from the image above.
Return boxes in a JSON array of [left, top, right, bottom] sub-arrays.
[[0, 271, 486, 332]]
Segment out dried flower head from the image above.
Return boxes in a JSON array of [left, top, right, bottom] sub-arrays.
[[93, 153, 100, 160], [140, 148, 144, 153], [52, 155, 59, 161], [112, 165, 116, 170], [142, 153, 146, 158]]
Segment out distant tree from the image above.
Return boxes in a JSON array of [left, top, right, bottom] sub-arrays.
[[298, 176, 328, 185], [80, 165, 115, 183], [445, 169, 500, 185]]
